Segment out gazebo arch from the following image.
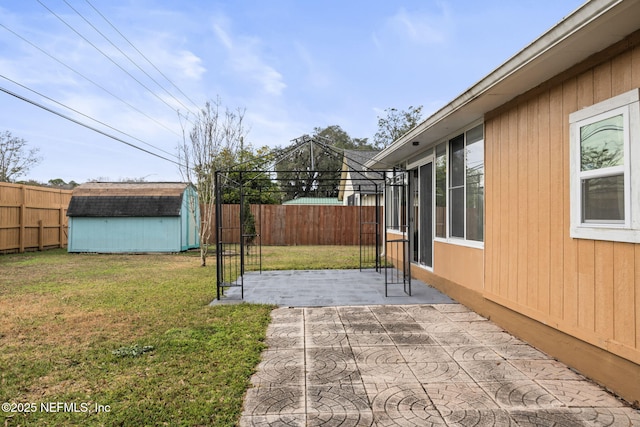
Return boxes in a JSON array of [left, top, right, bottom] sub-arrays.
[[213, 134, 410, 300]]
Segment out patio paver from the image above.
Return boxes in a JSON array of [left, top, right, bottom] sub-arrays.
[[239, 303, 640, 426]]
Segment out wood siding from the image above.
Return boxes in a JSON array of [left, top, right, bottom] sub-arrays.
[[0, 183, 71, 253], [485, 42, 640, 365], [433, 242, 484, 292]]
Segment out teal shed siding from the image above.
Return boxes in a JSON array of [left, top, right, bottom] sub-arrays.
[[68, 217, 182, 252], [67, 182, 200, 253], [180, 185, 200, 251]]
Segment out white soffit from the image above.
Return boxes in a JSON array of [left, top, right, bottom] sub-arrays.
[[370, 0, 640, 168]]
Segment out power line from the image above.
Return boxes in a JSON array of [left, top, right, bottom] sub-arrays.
[[37, 0, 190, 122], [62, 0, 198, 117], [84, 0, 201, 112], [0, 22, 182, 138], [0, 74, 179, 160], [0, 85, 184, 168]]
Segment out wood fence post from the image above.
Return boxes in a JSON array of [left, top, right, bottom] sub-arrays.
[[19, 185, 26, 253], [38, 219, 44, 251], [59, 207, 65, 249]]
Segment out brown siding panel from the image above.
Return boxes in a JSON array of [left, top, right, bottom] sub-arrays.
[[516, 103, 529, 306], [549, 85, 565, 320], [562, 77, 579, 329], [484, 118, 499, 293], [578, 240, 596, 332], [499, 113, 509, 298], [527, 99, 540, 310], [538, 92, 551, 315], [507, 109, 519, 302], [594, 241, 614, 338], [614, 243, 636, 347]]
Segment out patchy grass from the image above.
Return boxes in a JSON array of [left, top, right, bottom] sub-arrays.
[[0, 245, 373, 426], [0, 249, 274, 426]]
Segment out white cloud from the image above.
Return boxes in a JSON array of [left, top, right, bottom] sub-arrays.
[[294, 42, 331, 89], [378, 4, 452, 46], [211, 16, 286, 96], [175, 50, 206, 80]]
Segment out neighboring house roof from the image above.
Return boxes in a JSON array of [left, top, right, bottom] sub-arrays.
[[67, 182, 193, 217], [282, 197, 342, 205], [367, 0, 640, 167], [339, 150, 382, 200]]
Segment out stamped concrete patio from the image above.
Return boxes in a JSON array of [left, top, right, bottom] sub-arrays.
[[213, 270, 640, 426]]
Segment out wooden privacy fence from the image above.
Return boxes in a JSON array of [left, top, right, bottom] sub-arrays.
[[208, 204, 382, 246], [0, 183, 72, 253]]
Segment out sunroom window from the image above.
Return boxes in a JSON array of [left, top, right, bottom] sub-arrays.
[[436, 123, 484, 243]]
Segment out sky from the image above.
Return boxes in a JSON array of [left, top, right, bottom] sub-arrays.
[[0, 0, 586, 184]]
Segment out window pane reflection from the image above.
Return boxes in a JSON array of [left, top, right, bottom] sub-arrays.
[[580, 115, 624, 171]]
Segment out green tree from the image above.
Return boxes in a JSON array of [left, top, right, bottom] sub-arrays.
[[0, 131, 41, 182], [373, 106, 423, 149], [48, 178, 66, 187], [242, 201, 256, 254], [47, 178, 80, 189], [275, 125, 374, 202], [221, 145, 280, 205]]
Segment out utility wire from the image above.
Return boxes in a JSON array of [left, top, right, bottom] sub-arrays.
[[0, 74, 179, 160], [85, 0, 201, 112], [0, 85, 184, 167], [63, 0, 197, 117], [37, 0, 189, 122], [0, 22, 182, 138]]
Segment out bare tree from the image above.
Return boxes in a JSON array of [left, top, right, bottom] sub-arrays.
[[0, 131, 42, 182], [178, 98, 247, 267]]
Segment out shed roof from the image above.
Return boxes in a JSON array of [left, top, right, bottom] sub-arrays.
[[67, 182, 193, 217], [71, 182, 191, 197]]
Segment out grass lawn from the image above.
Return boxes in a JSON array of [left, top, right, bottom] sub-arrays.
[[247, 244, 375, 271], [0, 245, 363, 426]]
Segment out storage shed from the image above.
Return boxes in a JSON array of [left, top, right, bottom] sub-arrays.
[[67, 182, 199, 253]]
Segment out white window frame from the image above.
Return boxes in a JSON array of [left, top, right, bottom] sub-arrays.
[[569, 88, 640, 243], [432, 122, 485, 249], [385, 170, 407, 234]]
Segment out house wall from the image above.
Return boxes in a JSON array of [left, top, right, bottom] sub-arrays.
[[384, 233, 483, 292], [68, 217, 182, 253], [483, 34, 640, 401], [381, 32, 640, 403], [433, 242, 483, 292], [342, 173, 380, 207]]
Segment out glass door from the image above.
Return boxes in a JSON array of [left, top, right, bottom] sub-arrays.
[[410, 161, 433, 268]]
